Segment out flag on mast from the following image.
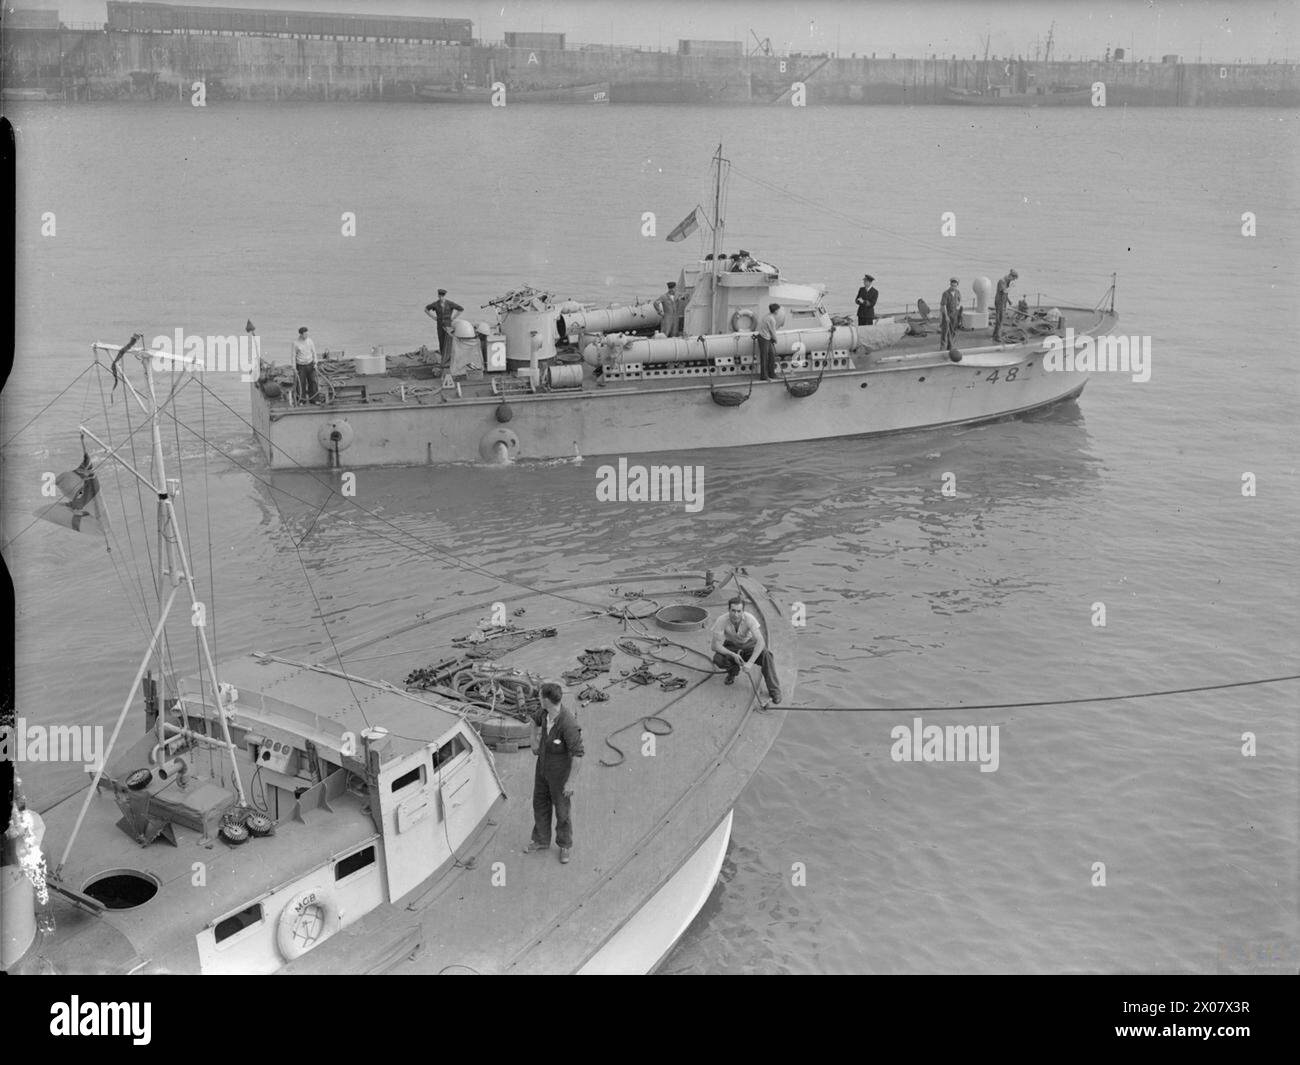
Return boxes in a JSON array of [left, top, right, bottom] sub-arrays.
[[35, 436, 109, 541], [665, 207, 702, 243]]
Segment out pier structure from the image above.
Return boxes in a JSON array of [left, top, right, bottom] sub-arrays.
[[2, 3, 1297, 106]]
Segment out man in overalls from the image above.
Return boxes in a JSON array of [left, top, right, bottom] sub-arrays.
[[655, 281, 682, 337], [992, 269, 1018, 341], [940, 278, 963, 353], [523, 682, 584, 865], [711, 596, 782, 704]]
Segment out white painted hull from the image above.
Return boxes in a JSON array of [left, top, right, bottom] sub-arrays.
[[253, 349, 1092, 469], [577, 810, 733, 975]]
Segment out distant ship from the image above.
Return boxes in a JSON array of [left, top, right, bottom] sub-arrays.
[[244, 145, 1118, 469], [947, 24, 1091, 107], [945, 84, 1091, 106], [417, 81, 609, 103]]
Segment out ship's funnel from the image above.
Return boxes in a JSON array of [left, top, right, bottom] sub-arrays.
[[972, 276, 993, 312]]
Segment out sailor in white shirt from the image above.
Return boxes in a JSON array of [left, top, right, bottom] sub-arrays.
[[292, 326, 321, 404], [711, 595, 782, 704]]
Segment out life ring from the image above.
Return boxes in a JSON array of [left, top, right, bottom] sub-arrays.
[[318, 419, 354, 453], [730, 308, 758, 333], [479, 426, 519, 463], [276, 886, 343, 961]]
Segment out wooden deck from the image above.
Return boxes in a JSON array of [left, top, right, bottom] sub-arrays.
[[292, 570, 793, 974], [272, 307, 1088, 411]]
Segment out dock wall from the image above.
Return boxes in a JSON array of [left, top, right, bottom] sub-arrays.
[[4, 29, 1298, 106]]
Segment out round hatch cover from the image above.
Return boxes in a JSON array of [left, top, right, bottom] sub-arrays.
[[654, 604, 709, 631]]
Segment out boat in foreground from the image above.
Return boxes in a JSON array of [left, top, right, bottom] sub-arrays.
[[1, 348, 792, 974]]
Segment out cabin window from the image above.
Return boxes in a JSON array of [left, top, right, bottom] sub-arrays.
[[390, 765, 425, 793], [335, 845, 376, 882], [433, 733, 469, 770], [214, 903, 263, 944]]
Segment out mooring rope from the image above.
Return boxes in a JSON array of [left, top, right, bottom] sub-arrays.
[[780, 673, 1300, 713]]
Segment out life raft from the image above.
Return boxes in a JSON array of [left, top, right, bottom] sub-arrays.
[[276, 886, 343, 961]]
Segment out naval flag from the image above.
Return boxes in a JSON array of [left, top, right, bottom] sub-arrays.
[[665, 207, 702, 243], [35, 436, 109, 541]]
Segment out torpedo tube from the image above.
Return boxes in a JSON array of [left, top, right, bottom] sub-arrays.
[[599, 321, 909, 365], [560, 302, 663, 336]]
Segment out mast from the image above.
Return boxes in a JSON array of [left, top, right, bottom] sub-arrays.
[[710, 144, 727, 334], [56, 341, 248, 876]]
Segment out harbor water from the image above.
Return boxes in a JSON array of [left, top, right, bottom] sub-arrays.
[[3, 101, 1297, 973]]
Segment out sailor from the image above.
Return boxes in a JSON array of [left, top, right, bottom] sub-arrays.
[[855, 274, 879, 326], [757, 302, 785, 380], [292, 326, 322, 404], [939, 278, 963, 352], [522, 682, 583, 865], [711, 596, 782, 704], [993, 269, 1018, 342], [423, 288, 464, 363], [654, 281, 682, 338]]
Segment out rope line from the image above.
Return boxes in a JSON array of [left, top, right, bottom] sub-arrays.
[[782, 673, 1300, 713], [0, 363, 97, 449], [184, 375, 637, 612]]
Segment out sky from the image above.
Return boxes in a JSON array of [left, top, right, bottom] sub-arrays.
[[6, 0, 1298, 64]]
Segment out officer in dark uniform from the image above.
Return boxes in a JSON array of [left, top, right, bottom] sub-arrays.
[[855, 274, 879, 325], [423, 288, 464, 362], [522, 682, 584, 865]]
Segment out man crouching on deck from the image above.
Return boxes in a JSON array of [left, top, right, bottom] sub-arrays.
[[712, 596, 782, 705], [523, 682, 583, 865]]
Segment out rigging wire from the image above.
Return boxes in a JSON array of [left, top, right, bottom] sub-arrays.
[[184, 375, 626, 612], [263, 482, 372, 730], [93, 361, 161, 638], [199, 379, 219, 665], [166, 369, 214, 771], [0, 362, 97, 450]]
